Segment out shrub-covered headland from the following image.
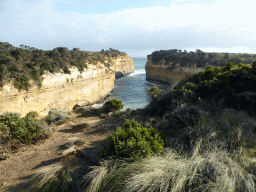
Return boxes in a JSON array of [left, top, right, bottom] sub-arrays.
[[150, 49, 256, 68], [0, 42, 124, 91]]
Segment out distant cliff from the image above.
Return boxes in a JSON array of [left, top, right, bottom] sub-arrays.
[[145, 49, 256, 86], [0, 48, 134, 117], [146, 54, 204, 86]]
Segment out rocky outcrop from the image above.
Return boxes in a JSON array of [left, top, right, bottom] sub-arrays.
[[145, 54, 205, 86], [109, 54, 135, 78], [0, 54, 134, 117]]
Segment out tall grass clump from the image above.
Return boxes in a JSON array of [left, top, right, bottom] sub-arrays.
[[173, 108, 256, 152], [81, 144, 256, 192], [80, 103, 256, 191], [24, 164, 73, 192]]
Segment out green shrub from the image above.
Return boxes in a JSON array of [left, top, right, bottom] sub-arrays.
[[0, 42, 124, 91], [0, 112, 43, 139], [14, 74, 30, 91], [146, 86, 163, 100], [168, 61, 256, 115], [25, 111, 39, 118], [44, 109, 70, 125], [103, 119, 165, 159], [103, 99, 124, 112], [63, 66, 71, 74], [145, 90, 183, 116]]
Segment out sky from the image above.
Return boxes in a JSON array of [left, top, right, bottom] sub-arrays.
[[1, 0, 256, 57]]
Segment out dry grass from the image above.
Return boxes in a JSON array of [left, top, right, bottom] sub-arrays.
[[19, 106, 256, 192], [23, 164, 72, 192], [81, 143, 256, 192], [66, 137, 86, 148]]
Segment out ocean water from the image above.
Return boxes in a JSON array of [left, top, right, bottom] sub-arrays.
[[106, 57, 170, 110]]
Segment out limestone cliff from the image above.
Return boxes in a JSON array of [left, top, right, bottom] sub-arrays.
[[146, 54, 205, 86], [0, 54, 134, 117], [145, 49, 256, 86], [108, 54, 135, 78]]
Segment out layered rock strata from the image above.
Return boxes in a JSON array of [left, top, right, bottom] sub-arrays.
[[145, 55, 205, 86], [110, 55, 135, 78], [0, 54, 134, 117]]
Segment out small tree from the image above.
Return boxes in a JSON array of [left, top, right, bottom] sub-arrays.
[[103, 99, 124, 112], [146, 86, 163, 100]]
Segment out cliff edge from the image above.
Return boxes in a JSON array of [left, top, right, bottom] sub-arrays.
[[0, 53, 134, 117], [145, 54, 204, 86], [145, 49, 256, 86]]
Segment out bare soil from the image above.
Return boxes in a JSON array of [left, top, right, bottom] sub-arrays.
[[0, 112, 125, 191]]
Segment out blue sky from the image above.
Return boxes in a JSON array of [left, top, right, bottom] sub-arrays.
[[1, 0, 255, 57]]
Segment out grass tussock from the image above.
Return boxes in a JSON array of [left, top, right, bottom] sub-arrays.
[[81, 143, 256, 192], [79, 105, 256, 192], [21, 105, 256, 192], [24, 164, 73, 192]]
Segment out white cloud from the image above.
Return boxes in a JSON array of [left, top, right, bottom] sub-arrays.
[[172, 0, 198, 3], [198, 46, 256, 54], [76, 0, 255, 37], [59, 0, 74, 4], [2, 0, 256, 56]]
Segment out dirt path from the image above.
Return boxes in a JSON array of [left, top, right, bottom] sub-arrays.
[[0, 112, 122, 191]]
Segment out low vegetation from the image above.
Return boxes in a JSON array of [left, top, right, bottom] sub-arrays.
[[0, 111, 54, 160], [102, 98, 124, 113], [101, 119, 165, 160], [0, 42, 125, 91], [8, 60, 256, 191], [146, 86, 163, 100], [150, 49, 256, 68], [44, 109, 70, 125], [24, 164, 72, 192]]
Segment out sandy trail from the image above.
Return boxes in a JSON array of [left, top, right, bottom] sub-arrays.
[[0, 113, 121, 191]]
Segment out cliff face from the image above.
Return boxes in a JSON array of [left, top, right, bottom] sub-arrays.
[[145, 54, 205, 86], [109, 54, 135, 78], [0, 54, 134, 117]]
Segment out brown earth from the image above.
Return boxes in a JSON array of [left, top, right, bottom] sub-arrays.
[[0, 111, 126, 191]]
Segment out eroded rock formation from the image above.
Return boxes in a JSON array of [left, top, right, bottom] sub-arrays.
[[0, 54, 134, 117], [145, 54, 205, 86]]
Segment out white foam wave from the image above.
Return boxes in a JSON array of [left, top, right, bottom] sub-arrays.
[[128, 69, 146, 76]]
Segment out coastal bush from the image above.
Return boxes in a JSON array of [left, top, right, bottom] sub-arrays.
[[25, 111, 39, 118], [165, 105, 207, 131], [14, 74, 30, 91], [102, 98, 124, 113], [144, 90, 184, 116], [74, 105, 90, 113], [0, 42, 126, 91], [169, 61, 256, 115], [163, 107, 256, 153], [229, 91, 256, 116], [146, 86, 163, 100], [150, 49, 256, 68], [44, 109, 70, 125], [0, 112, 43, 140], [102, 119, 165, 159]]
